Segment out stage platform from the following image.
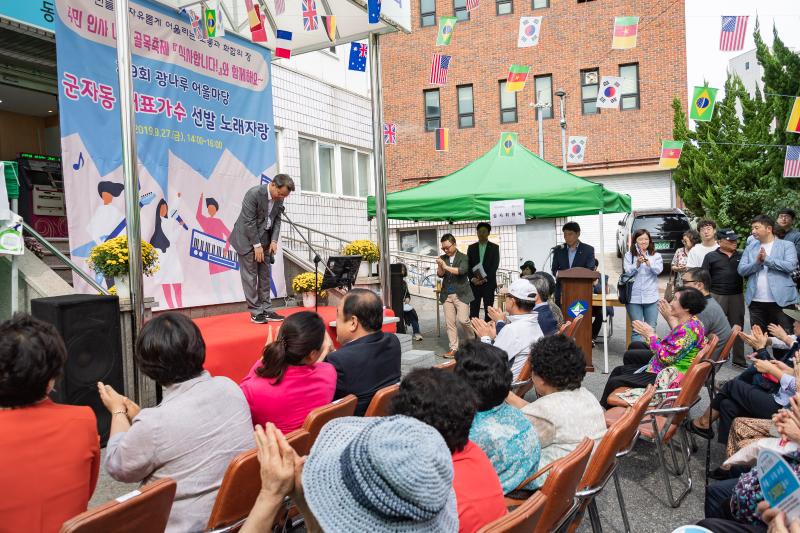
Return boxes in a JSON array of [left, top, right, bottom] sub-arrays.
[[195, 306, 398, 383]]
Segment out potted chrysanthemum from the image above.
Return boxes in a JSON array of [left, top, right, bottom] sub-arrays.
[[291, 271, 327, 308], [88, 236, 159, 297], [342, 239, 380, 277]]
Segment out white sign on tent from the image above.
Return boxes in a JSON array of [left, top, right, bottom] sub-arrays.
[[490, 199, 525, 226]]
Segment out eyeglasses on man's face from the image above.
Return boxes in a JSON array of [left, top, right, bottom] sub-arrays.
[[441, 243, 454, 252], [681, 278, 698, 285]]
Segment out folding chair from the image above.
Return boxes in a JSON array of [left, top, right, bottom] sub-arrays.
[[477, 492, 547, 533], [505, 438, 593, 533], [364, 383, 400, 417], [206, 430, 312, 533], [60, 478, 176, 533], [511, 358, 533, 399], [564, 314, 584, 339], [568, 407, 640, 533], [302, 394, 358, 444], [609, 361, 713, 508]]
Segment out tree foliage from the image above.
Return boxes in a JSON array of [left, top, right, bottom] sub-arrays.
[[670, 23, 800, 237]]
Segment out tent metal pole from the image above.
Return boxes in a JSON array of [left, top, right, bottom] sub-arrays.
[[599, 206, 609, 373], [114, 0, 144, 340], [369, 33, 392, 307], [536, 105, 544, 158]]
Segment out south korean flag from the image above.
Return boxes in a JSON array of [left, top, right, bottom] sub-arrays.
[[568, 136, 587, 164], [517, 17, 542, 48], [596, 76, 624, 109]]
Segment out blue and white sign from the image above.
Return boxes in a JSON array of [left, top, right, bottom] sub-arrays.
[[0, 1, 56, 32], [567, 299, 589, 319], [55, 0, 285, 309]]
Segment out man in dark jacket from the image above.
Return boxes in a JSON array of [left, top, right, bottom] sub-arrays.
[[467, 222, 500, 321], [327, 289, 401, 416], [551, 221, 595, 305]]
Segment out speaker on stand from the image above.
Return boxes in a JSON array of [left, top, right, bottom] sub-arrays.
[[389, 263, 407, 334], [31, 294, 124, 446]]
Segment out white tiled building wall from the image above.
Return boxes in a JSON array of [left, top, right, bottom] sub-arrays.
[[271, 60, 373, 242]]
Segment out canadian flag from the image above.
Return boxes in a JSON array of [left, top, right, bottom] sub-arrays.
[[568, 136, 587, 164]]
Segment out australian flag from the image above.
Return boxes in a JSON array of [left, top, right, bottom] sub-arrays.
[[368, 0, 381, 23], [349, 42, 367, 72]]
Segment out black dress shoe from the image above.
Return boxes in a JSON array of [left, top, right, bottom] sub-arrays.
[[263, 311, 285, 321]]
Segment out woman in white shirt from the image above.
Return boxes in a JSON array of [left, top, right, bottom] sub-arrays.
[[623, 229, 664, 343]]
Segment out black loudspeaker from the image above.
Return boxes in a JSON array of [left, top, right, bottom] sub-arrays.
[[389, 263, 407, 334], [30, 294, 124, 446]]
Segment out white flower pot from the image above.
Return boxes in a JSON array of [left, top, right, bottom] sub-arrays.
[[302, 291, 317, 308], [115, 274, 131, 299], [358, 262, 370, 278]]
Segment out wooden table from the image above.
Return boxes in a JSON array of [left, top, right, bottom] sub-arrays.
[[592, 294, 631, 347]]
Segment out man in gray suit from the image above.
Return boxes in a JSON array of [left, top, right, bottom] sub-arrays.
[[230, 174, 295, 323]]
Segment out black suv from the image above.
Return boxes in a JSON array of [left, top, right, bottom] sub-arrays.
[[616, 208, 691, 266]]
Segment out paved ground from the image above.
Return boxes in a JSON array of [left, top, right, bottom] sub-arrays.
[[91, 259, 746, 532]]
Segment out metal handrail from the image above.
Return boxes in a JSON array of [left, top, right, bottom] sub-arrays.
[[20, 221, 109, 295]]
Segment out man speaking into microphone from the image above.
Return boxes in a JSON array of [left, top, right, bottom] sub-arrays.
[[551, 221, 595, 305], [230, 174, 295, 323]]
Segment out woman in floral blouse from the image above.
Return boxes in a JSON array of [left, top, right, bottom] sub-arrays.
[[600, 287, 707, 408]]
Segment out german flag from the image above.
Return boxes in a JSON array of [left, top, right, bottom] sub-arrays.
[[659, 140, 684, 169], [322, 16, 336, 42], [435, 128, 449, 152], [787, 97, 800, 134]]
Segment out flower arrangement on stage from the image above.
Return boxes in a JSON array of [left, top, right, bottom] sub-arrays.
[[88, 236, 160, 279], [342, 240, 380, 263], [292, 272, 327, 297]]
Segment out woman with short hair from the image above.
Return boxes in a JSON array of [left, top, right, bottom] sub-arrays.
[[0, 314, 100, 532], [99, 313, 254, 533], [454, 340, 541, 494], [240, 311, 336, 433]]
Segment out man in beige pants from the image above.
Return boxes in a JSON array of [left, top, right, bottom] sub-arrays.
[[437, 233, 475, 357]]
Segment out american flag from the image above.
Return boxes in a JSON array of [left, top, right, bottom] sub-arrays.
[[383, 123, 397, 144], [429, 53, 451, 86], [303, 0, 318, 31], [465, 0, 478, 11], [719, 16, 748, 51], [784, 146, 800, 178]]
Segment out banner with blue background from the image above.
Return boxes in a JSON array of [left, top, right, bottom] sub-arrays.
[[55, 0, 285, 309]]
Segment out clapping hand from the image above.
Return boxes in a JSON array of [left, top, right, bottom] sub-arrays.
[[757, 500, 800, 533], [631, 320, 655, 340], [758, 247, 767, 264], [254, 423, 297, 500], [657, 298, 671, 319], [740, 325, 769, 350], [97, 381, 127, 414], [317, 331, 335, 362], [470, 317, 496, 340], [487, 306, 507, 323], [768, 323, 794, 347]]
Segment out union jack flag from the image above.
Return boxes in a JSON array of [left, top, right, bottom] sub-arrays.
[[303, 0, 318, 31], [465, 0, 478, 11], [383, 123, 396, 144], [784, 146, 800, 178], [719, 16, 747, 51], [429, 53, 451, 86]]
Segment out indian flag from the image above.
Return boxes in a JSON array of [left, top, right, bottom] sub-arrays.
[[506, 65, 530, 92], [787, 97, 800, 134], [659, 140, 684, 169], [612, 16, 639, 49]]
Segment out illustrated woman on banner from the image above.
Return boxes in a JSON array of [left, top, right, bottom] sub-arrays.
[[150, 195, 187, 308], [87, 181, 125, 288]]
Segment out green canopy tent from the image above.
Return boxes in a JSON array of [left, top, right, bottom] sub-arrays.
[[367, 136, 632, 372], [367, 137, 631, 221]]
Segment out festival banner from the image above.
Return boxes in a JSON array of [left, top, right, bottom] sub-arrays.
[[55, 0, 285, 310]]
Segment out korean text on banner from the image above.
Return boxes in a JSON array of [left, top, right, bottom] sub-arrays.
[[54, 0, 285, 310]]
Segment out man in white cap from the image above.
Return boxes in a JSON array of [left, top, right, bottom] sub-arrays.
[[471, 278, 544, 379]]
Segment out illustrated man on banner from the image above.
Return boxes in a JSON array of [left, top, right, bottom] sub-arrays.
[[230, 174, 295, 324], [196, 192, 240, 303]]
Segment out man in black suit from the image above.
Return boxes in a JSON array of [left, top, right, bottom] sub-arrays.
[[327, 289, 401, 416], [230, 174, 294, 323], [551, 221, 595, 305], [467, 222, 501, 320]]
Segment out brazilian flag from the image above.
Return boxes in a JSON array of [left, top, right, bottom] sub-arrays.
[[204, 8, 217, 38], [690, 86, 718, 122], [499, 132, 518, 157]]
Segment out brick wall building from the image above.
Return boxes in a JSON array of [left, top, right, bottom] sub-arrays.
[[379, 0, 688, 265]]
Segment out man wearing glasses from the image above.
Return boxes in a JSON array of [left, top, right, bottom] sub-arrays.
[[702, 229, 745, 366], [776, 208, 800, 259], [660, 267, 731, 363], [437, 233, 475, 358]]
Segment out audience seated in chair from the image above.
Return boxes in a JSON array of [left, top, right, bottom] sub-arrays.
[[240, 417, 459, 533], [240, 311, 336, 433], [327, 289, 401, 416], [673, 267, 732, 361], [599, 287, 707, 408], [688, 309, 800, 445], [506, 334, 606, 488], [454, 340, 541, 494], [98, 313, 254, 533], [390, 367, 507, 533], [0, 314, 100, 533]]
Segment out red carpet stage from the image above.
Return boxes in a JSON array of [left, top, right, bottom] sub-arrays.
[[196, 306, 398, 383]]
